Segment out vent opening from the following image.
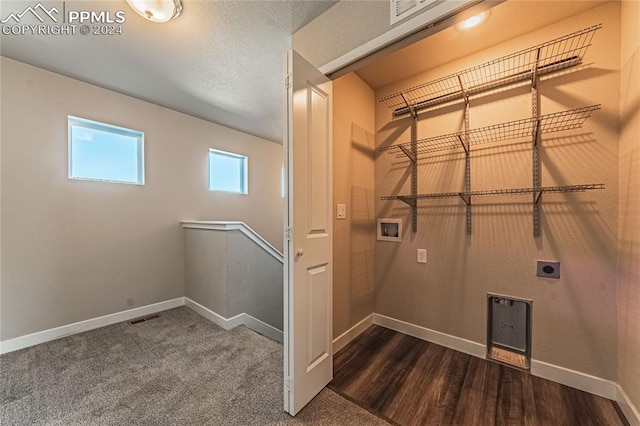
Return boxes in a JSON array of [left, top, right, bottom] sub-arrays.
[[128, 313, 161, 325], [390, 0, 439, 25]]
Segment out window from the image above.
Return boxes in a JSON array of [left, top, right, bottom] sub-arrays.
[[208, 149, 248, 194], [68, 116, 144, 185]]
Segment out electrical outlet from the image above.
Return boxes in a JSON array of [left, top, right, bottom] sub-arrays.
[[417, 249, 427, 264], [536, 260, 560, 279], [336, 204, 346, 220]]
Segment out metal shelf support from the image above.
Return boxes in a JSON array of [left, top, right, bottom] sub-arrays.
[[410, 116, 418, 233], [532, 48, 542, 237], [400, 93, 419, 233], [397, 196, 417, 207], [458, 74, 472, 235], [459, 194, 471, 206], [398, 145, 416, 163]]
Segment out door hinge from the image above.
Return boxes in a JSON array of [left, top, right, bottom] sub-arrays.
[[285, 74, 291, 89], [285, 227, 292, 241], [285, 377, 293, 393]]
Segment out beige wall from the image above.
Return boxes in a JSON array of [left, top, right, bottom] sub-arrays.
[[618, 0, 640, 412], [184, 229, 283, 330], [185, 230, 230, 317], [374, 3, 620, 380], [333, 73, 376, 337], [228, 231, 283, 330], [0, 58, 283, 340]]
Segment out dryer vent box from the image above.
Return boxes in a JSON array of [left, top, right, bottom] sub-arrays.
[[487, 294, 532, 370], [537, 260, 560, 279]]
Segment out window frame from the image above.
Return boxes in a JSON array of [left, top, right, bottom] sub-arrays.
[[208, 148, 248, 195], [68, 115, 145, 185]]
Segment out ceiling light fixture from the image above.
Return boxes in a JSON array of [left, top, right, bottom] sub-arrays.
[[126, 0, 183, 23], [458, 12, 487, 31]]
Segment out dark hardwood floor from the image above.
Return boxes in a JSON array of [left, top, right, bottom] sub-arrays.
[[329, 325, 628, 426]]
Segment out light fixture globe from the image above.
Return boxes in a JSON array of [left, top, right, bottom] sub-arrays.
[[126, 0, 182, 23]]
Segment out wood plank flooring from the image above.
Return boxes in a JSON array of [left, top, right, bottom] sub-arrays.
[[329, 325, 628, 426]]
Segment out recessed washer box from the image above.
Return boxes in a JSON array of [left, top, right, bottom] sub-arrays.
[[487, 294, 532, 370], [537, 261, 560, 279]]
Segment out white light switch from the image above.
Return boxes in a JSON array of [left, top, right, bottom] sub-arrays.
[[336, 204, 346, 220], [417, 249, 427, 264]]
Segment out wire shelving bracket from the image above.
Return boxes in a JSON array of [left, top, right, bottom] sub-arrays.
[[378, 24, 604, 236]]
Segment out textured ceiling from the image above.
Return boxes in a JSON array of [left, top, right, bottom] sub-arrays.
[[2, 0, 607, 144], [0, 0, 337, 143]]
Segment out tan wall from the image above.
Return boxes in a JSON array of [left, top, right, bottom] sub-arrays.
[[0, 58, 283, 340], [333, 73, 376, 337], [374, 3, 620, 380], [618, 0, 640, 412]]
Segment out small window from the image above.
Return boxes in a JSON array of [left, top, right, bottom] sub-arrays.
[[208, 149, 248, 194], [68, 116, 144, 185]]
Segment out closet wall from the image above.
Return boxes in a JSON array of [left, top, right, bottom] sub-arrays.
[[332, 73, 376, 339], [618, 0, 640, 412], [373, 2, 620, 381]]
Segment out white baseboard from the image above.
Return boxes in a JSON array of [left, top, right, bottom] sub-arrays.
[[228, 313, 284, 343], [617, 384, 640, 426], [333, 314, 374, 353], [530, 359, 617, 400], [184, 297, 229, 329], [0, 297, 185, 355], [184, 297, 283, 343], [373, 313, 486, 359], [1, 297, 283, 355]]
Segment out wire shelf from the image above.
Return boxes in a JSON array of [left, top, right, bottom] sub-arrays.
[[378, 105, 601, 158], [381, 183, 605, 202], [380, 24, 602, 117], [381, 192, 459, 201]]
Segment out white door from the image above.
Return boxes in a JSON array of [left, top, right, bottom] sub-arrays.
[[283, 51, 333, 416]]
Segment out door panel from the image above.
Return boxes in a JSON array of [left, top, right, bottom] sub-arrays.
[[307, 263, 330, 369], [284, 51, 333, 416], [308, 84, 329, 233]]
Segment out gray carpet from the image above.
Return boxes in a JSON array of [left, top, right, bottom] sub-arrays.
[[0, 307, 388, 425]]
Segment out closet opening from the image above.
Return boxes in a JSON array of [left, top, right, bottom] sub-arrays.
[[328, 1, 626, 424]]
